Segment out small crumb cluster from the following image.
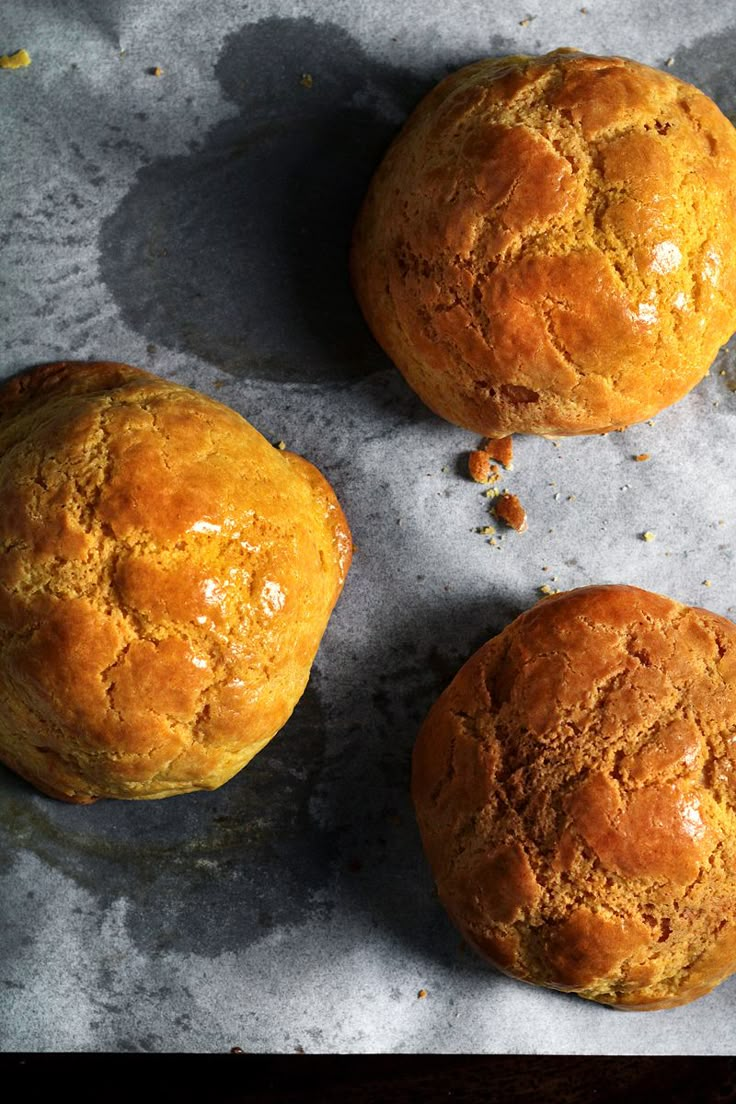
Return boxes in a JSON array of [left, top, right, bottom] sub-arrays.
[[468, 436, 527, 537]]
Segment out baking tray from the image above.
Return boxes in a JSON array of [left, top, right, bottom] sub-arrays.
[[1, 0, 735, 1053]]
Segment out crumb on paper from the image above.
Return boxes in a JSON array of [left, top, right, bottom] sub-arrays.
[[494, 492, 527, 532], [482, 435, 513, 469], [478, 525, 495, 535], [0, 48, 31, 69], [484, 486, 500, 499], [633, 453, 650, 462], [300, 72, 313, 88], [518, 16, 534, 27], [539, 584, 559, 596], [641, 531, 656, 542], [665, 56, 675, 67], [703, 579, 713, 587], [468, 450, 489, 482], [275, 440, 286, 450], [580, 6, 588, 12], [468, 450, 500, 483], [417, 989, 428, 1000]]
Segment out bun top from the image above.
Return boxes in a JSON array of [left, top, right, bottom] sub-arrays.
[[353, 50, 736, 436], [412, 584, 736, 1008], [0, 362, 351, 801]]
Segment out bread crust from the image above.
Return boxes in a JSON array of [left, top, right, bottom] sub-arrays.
[[0, 362, 351, 801], [412, 584, 736, 1009], [352, 50, 736, 436]]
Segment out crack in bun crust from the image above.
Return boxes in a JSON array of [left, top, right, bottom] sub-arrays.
[[0, 362, 352, 802], [412, 584, 736, 1009], [352, 50, 736, 437]]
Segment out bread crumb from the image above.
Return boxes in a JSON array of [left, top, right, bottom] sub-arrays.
[[539, 584, 560, 596], [417, 989, 428, 999], [519, 16, 533, 27], [484, 486, 500, 498], [275, 440, 286, 450], [482, 436, 513, 469], [641, 531, 656, 542], [494, 493, 527, 532], [0, 48, 31, 69], [478, 525, 495, 535], [633, 453, 650, 462], [468, 450, 500, 483], [468, 450, 489, 482], [300, 72, 313, 88], [665, 56, 675, 67], [703, 579, 713, 587], [150, 66, 164, 77]]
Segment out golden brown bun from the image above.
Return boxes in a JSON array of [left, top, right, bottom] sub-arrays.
[[352, 50, 736, 436], [412, 585, 736, 1009], [0, 362, 352, 802]]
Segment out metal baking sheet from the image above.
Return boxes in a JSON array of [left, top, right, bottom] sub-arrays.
[[1, 0, 736, 1054]]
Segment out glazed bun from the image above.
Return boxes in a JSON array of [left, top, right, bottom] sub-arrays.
[[0, 362, 351, 802], [412, 585, 736, 1009], [353, 50, 736, 437]]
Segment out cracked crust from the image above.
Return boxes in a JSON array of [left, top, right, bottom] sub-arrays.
[[0, 362, 352, 802], [352, 50, 736, 436], [412, 584, 736, 1009]]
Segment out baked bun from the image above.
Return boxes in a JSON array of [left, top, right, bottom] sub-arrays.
[[412, 585, 736, 1009], [352, 50, 736, 437], [0, 362, 351, 802]]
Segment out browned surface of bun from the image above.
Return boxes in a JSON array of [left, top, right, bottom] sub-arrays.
[[412, 584, 736, 1009], [352, 50, 736, 436], [0, 362, 352, 802]]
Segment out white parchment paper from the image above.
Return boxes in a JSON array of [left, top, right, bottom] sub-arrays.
[[1, 0, 735, 1053]]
